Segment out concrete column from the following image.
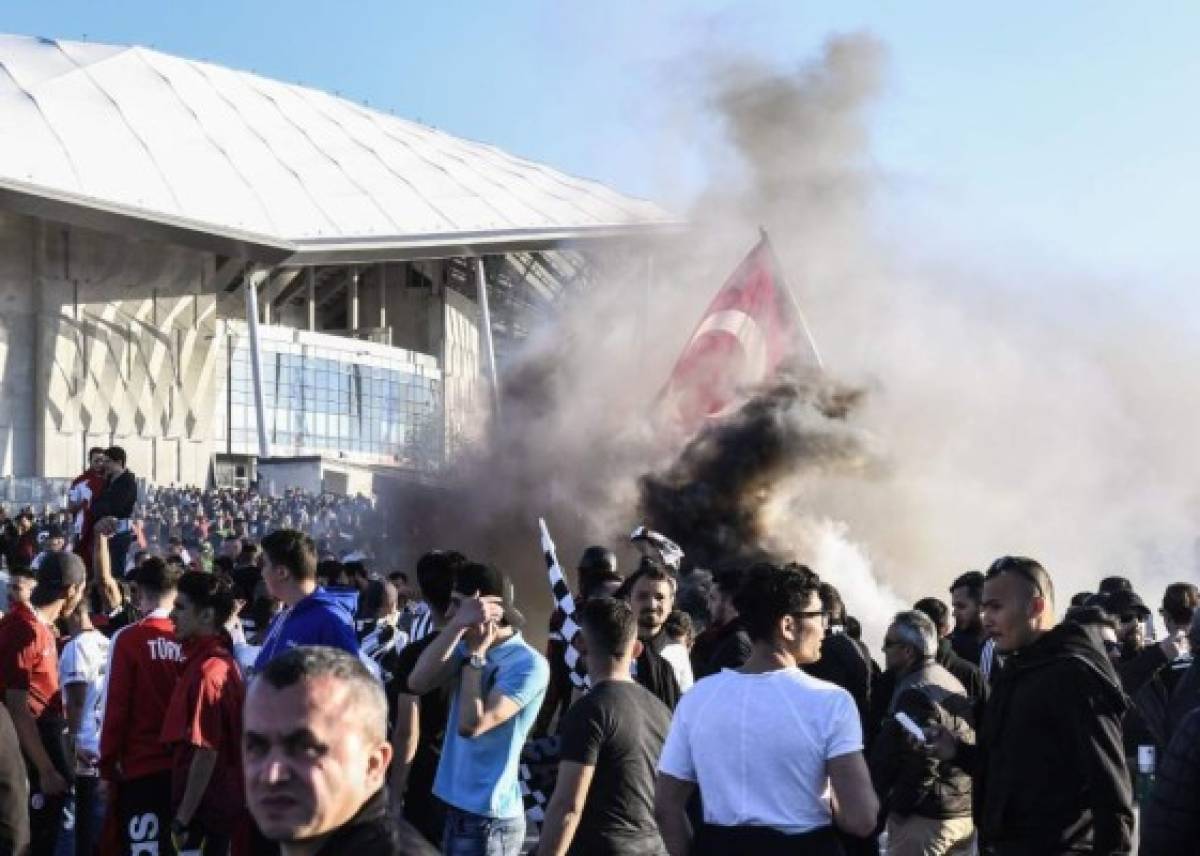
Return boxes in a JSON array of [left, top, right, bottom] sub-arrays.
[[348, 267, 359, 331], [32, 221, 47, 476], [244, 267, 271, 460], [475, 257, 500, 418], [378, 264, 388, 330], [262, 272, 272, 325], [306, 267, 316, 331]]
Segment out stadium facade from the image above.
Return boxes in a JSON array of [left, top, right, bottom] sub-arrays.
[[0, 35, 677, 497]]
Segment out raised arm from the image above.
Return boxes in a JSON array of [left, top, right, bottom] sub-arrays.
[[93, 532, 123, 614]]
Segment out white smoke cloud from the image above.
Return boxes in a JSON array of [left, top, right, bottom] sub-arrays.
[[421, 29, 1200, 649]]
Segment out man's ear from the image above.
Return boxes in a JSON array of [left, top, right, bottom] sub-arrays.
[[367, 739, 393, 788], [779, 613, 797, 642]]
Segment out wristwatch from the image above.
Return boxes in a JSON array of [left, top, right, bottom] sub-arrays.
[[466, 653, 486, 670]]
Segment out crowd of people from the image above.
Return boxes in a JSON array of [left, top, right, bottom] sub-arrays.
[[0, 445, 1195, 855]]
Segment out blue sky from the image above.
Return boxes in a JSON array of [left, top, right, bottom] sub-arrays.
[[6, 2, 1199, 290]]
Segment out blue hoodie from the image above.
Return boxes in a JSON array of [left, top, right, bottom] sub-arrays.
[[253, 586, 360, 672]]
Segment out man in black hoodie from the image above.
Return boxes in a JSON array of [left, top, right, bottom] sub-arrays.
[[690, 567, 752, 680], [929, 556, 1134, 855]]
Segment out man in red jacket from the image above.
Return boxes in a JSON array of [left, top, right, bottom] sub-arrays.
[[68, 447, 107, 572], [0, 552, 86, 856], [99, 557, 183, 856], [162, 571, 246, 854]]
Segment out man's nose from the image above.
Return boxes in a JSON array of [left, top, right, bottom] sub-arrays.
[[261, 757, 290, 785]]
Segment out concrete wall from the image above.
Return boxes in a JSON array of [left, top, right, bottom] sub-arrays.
[[0, 213, 225, 484], [0, 214, 36, 476], [0, 211, 490, 486]]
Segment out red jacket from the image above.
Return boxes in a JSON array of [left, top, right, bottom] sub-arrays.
[[99, 610, 182, 781], [0, 602, 61, 721], [161, 634, 246, 834]]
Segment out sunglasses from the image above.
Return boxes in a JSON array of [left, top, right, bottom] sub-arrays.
[[792, 609, 827, 623]]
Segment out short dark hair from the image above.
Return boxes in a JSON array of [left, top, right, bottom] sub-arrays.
[[132, 556, 181, 595], [665, 609, 694, 645], [818, 582, 846, 626], [1162, 583, 1200, 626], [620, 558, 676, 599], [104, 446, 127, 467], [415, 550, 466, 615], [712, 567, 745, 599], [359, 579, 397, 618], [950, 571, 985, 602], [985, 556, 1056, 607], [87, 447, 105, 459], [316, 559, 346, 586], [261, 529, 317, 582], [177, 571, 236, 628], [735, 562, 822, 643], [844, 615, 862, 640], [253, 645, 388, 744], [913, 597, 951, 635], [579, 597, 638, 659]]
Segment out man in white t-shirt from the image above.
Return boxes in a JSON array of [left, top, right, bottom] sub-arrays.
[[60, 603, 111, 855], [655, 562, 879, 856]]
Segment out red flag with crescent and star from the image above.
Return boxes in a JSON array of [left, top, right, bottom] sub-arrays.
[[660, 232, 821, 432]]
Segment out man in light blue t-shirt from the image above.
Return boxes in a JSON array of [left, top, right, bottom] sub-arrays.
[[408, 561, 549, 856]]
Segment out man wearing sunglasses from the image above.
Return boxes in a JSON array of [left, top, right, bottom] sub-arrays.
[[927, 556, 1134, 855]]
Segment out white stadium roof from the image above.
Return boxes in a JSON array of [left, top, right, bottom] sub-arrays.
[[0, 34, 679, 263]]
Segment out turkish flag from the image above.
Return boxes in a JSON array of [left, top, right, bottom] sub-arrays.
[[660, 234, 819, 430]]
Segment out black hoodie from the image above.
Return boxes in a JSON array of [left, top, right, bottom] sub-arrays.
[[968, 621, 1134, 855], [312, 789, 437, 855]]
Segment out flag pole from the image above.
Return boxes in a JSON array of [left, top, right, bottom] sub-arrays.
[[758, 227, 825, 370]]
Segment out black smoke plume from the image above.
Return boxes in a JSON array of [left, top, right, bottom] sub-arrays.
[[638, 369, 870, 570]]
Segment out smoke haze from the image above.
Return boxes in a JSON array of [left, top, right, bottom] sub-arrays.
[[403, 31, 1200, 644]]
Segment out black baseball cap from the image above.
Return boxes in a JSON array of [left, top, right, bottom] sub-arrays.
[[453, 562, 526, 629], [32, 552, 86, 601]]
